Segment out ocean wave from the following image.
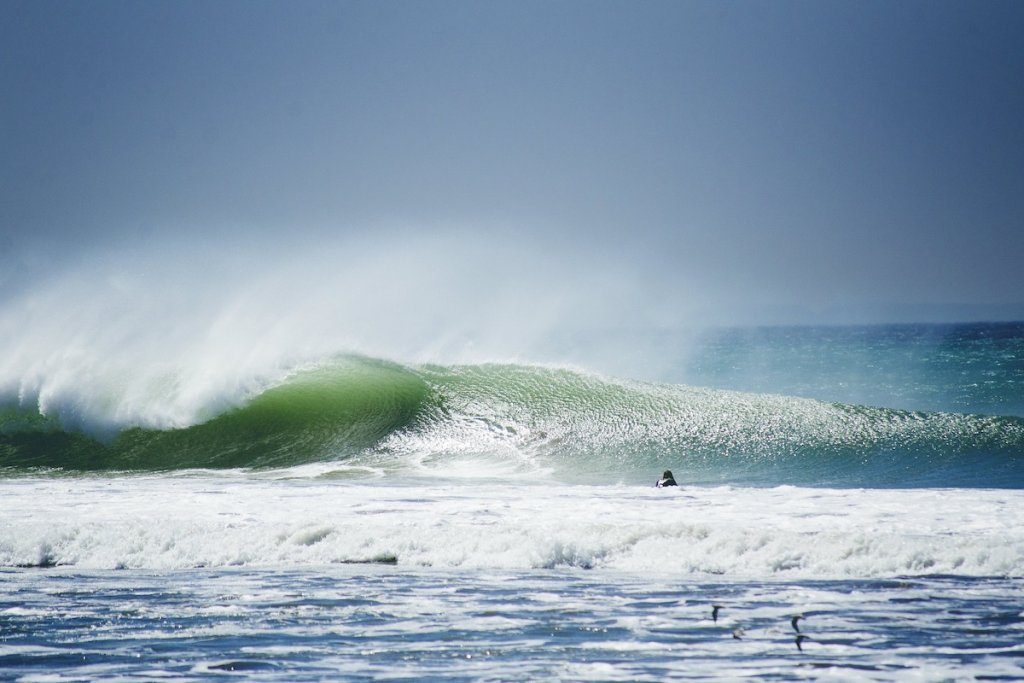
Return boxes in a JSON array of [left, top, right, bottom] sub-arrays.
[[2, 355, 1023, 487]]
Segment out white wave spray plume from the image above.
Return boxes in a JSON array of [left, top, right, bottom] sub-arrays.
[[0, 227, 653, 436]]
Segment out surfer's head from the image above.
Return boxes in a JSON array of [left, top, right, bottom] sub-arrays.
[[656, 470, 678, 487]]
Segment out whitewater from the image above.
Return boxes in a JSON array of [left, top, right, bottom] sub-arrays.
[[1, 248, 1023, 680]]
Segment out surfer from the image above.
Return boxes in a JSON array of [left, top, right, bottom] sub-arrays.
[[656, 470, 677, 488]]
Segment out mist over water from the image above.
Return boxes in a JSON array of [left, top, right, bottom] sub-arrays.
[[0, 229, 649, 432]]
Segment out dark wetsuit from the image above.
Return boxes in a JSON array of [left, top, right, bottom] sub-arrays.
[[656, 470, 678, 487]]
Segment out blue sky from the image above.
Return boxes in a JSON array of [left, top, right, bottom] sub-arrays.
[[2, 0, 1023, 325]]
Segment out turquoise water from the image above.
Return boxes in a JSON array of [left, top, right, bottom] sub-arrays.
[[679, 322, 1024, 417]]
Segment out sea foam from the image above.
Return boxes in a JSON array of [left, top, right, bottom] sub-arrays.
[[3, 477, 1022, 577]]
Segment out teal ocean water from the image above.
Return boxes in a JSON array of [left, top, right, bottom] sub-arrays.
[[2, 322, 1023, 680]]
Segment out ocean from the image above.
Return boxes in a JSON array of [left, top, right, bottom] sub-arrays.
[[2, 321, 1024, 680]]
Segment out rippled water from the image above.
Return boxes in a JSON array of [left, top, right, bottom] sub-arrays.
[[3, 567, 1023, 681]]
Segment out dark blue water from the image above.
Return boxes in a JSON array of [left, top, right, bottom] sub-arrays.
[[2, 568, 1022, 681]]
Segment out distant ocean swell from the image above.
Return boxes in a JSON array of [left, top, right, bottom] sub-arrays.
[[2, 355, 1023, 487]]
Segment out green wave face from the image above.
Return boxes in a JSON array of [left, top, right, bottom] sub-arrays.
[[3, 356, 1024, 486], [1, 356, 430, 470]]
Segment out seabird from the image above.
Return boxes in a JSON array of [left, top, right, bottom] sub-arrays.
[[711, 604, 723, 622], [790, 615, 803, 632], [795, 634, 810, 651], [732, 628, 745, 640]]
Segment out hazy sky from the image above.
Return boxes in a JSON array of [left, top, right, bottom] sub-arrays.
[[2, 0, 1023, 325]]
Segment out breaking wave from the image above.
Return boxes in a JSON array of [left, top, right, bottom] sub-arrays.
[[3, 355, 1023, 487]]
